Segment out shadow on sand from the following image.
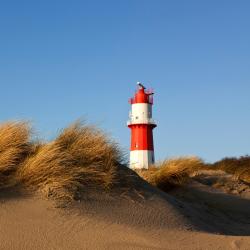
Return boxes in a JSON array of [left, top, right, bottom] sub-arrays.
[[163, 184, 250, 236], [112, 168, 250, 236], [0, 185, 31, 201]]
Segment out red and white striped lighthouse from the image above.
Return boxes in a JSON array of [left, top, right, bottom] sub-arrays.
[[127, 83, 157, 169]]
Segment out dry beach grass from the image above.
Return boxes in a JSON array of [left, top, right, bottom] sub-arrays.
[[17, 122, 124, 201], [138, 156, 250, 193], [0, 122, 33, 187], [137, 156, 205, 191], [213, 156, 250, 184], [0, 121, 124, 201], [0, 120, 249, 201]]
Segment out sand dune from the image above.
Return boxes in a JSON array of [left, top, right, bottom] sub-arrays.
[[1, 169, 250, 250]]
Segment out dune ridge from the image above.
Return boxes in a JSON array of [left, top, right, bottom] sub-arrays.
[[0, 120, 250, 249]]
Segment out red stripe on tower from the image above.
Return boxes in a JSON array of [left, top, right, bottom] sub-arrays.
[[127, 83, 157, 169]]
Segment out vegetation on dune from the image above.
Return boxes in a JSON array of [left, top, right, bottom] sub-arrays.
[[0, 122, 33, 187], [213, 156, 250, 184], [137, 157, 205, 191], [16, 122, 124, 201], [0, 120, 249, 201], [138, 156, 250, 193], [0, 120, 124, 201]]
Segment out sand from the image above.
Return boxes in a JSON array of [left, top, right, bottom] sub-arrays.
[[0, 170, 250, 250]]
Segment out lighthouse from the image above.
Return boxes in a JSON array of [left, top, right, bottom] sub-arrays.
[[127, 83, 157, 169]]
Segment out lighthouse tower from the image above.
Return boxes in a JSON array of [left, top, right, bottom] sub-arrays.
[[127, 83, 157, 169]]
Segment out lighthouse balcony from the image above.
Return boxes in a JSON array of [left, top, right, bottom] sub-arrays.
[[127, 118, 156, 126]]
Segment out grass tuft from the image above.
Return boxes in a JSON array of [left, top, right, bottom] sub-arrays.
[[16, 121, 124, 201], [0, 121, 32, 187], [213, 156, 250, 184], [138, 157, 205, 191]]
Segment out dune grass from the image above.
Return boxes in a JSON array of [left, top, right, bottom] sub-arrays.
[[213, 156, 250, 184], [0, 120, 124, 202], [16, 121, 124, 201], [0, 120, 249, 201], [0, 122, 33, 187], [138, 156, 250, 193], [137, 157, 205, 192]]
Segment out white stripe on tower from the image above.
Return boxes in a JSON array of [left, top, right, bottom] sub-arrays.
[[129, 150, 155, 169]]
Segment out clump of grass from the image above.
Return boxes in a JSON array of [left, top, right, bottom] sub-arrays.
[[17, 121, 124, 201], [0, 122, 32, 187], [213, 156, 250, 184], [138, 157, 205, 192]]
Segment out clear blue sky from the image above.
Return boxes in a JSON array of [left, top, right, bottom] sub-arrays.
[[0, 0, 249, 162]]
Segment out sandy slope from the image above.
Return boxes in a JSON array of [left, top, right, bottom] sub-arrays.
[[0, 171, 250, 250]]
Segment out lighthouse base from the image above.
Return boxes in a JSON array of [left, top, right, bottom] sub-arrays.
[[129, 150, 155, 169]]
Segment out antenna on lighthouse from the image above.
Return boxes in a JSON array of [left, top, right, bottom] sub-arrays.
[[137, 82, 145, 89]]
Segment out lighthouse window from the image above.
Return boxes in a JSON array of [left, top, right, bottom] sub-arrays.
[[135, 144, 138, 148], [135, 116, 138, 119]]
